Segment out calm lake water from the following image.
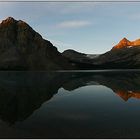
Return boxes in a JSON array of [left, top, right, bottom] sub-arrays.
[[0, 70, 140, 138]]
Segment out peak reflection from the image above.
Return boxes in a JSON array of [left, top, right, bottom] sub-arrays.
[[0, 71, 139, 124], [115, 90, 140, 101]]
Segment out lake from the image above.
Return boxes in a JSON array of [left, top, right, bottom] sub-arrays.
[[0, 70, 140, 138]]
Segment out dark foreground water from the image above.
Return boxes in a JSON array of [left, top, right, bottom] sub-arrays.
[[0, 70, 140, 138]]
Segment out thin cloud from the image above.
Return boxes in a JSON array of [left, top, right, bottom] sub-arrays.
[[56, 20, 92, 29]]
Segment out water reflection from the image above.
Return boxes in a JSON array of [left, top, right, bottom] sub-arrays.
[[0, 71, 140, 124]]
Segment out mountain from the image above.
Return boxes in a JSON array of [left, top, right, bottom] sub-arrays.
[[0, 17, 74, 70], [92, 37, 140, 69], [1, 17, 140, 70], [91, 47, 140, 69], [62, 37, 140, 69], [91, 38, 140, 69], [62, 49, 100, 69], [112, 37, 131, 50], [112, 37, 140, 50], [131, 38, 140, 46], [62, 49, 99, 61]]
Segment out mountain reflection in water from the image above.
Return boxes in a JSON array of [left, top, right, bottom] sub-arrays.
[[0, 71, 140, 138], [0, 71, 139, 125]]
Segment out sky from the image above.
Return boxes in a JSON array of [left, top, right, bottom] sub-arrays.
[[0, 1, 140, 54]]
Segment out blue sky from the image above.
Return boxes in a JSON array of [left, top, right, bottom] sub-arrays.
[[0, 2, 140, 54]]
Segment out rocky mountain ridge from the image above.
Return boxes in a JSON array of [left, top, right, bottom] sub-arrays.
[[0, 17, 74, 70]]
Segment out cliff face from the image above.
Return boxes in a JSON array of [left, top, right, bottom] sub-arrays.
[[0, 17, 73, 70]]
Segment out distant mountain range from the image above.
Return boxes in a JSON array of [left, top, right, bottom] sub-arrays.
[[1, 17, 140, 70], [62, 38, 140, 69]]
